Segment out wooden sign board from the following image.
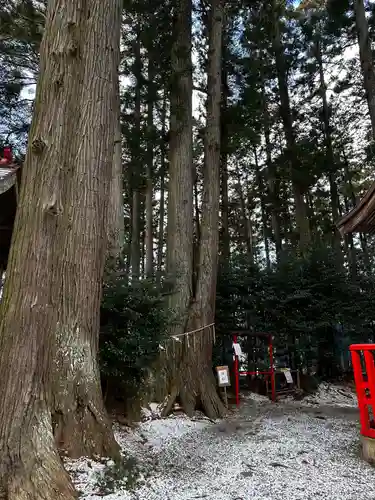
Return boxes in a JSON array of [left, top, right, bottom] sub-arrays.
[[280, 368, 294, 384], [233, 342, 242, 357], [216, 365, 231, 387]]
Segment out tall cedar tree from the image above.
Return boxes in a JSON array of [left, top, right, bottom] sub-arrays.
[[0, 0, 122, 498], [164, 0, 225, 419]]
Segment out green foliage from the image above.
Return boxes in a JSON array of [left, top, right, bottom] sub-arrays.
[[216, 248, 375, 379], [94, 456, 141, 495], [99, 275, 171, 400], [0, 0, 43, 150]]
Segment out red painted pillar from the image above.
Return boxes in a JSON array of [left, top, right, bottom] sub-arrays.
[[351, 349, 368, 435], [269, 335, 276, 402], [233, 334, 240, 406]]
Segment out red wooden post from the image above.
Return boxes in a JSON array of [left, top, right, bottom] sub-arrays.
[[350, 344, 375, 439], [233, 334, 240, 407], [351, 349, 368, 435], [269, 335, 276, 402]]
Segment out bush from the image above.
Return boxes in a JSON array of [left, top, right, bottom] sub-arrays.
[[99, 272, 172, 413], [215, 247, 375, 379], [94, 456, 140, 495]]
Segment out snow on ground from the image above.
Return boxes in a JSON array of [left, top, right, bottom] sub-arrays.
[[301, 382, 358, 408], [67, 384, 375, 500]]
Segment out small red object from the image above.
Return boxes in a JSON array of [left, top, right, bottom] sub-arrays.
[[3, 146, 12, 162], [350, 344, 375, 438]]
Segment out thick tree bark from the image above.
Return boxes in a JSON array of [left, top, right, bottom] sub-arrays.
[[0, 0, 121, 497], [106, 72, 124, 268], [166, 0, 194, 314], [164, 0, 194, 411], [50, 0, 122, 460], [353, 0, 375, 138], [183, 0, 225, 418], [220, 155, 230, 260], [220, 35, 230, 262], [164, 0, 225, 419]]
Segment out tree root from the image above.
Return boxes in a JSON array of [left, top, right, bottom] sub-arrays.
[[2, 460, 76, 500], [162, 366, 226, 420], [161, 386, 179, 418], [1, 408, 77, 500], [53, 401, 120, 461]]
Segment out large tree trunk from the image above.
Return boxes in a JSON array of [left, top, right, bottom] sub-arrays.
[[353, 0, 375, 138], [49, 0, 122, 460], [254, 148, 271, 269], [106, 72, 124, 268], [130, 30, 142, 280], [191, 0, 225, 418], [220, 33, 230, 262], [163, 0, 225, 419], [315, 38, 343, 267], [193, 166, 201, 295], [166, 0, 194, 315], [0, 0, 121, 497], [271, 0, 310, 251], [262, 84, 282, 258], [157, 93, 167, 282], [163, 0, 194, 410], [145, 58, 155, 278]]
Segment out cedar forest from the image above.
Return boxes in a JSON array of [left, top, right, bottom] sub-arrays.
[[1, 0, 375, 498]]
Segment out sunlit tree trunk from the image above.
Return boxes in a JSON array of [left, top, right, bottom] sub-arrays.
[[163, 0, 225, 419], [0, 0, 121, 498]]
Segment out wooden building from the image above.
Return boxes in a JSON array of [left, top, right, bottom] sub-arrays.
[[0, 162, 20, 274], [337, 183, 375, 236]]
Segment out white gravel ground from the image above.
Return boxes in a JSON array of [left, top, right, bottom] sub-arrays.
[[66, 384, 375, 500]]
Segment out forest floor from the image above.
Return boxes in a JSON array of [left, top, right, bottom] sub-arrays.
[[66, 383, 375, 500]]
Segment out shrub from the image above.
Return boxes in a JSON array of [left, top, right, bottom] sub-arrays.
[[99, 272, 172, 413], [215, 247, 375, 379]]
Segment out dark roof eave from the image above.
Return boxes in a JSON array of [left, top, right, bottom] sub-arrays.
[[337, 181, 375, 235]]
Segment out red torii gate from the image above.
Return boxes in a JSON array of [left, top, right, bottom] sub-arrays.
[[232, 331, 276, 405], [350, 344, 375, 438]]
